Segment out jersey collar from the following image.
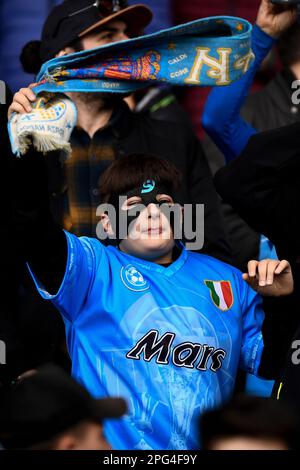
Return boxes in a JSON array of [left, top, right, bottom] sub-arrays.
[[114, 242, 188, 277]]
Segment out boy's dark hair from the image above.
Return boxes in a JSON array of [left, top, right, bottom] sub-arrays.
[[200, 395, 300, 450], [99, 153, 182, 203]]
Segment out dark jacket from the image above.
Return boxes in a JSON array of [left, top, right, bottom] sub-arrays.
[[214, 122, 300, 388], [242, 69, 300, 131]]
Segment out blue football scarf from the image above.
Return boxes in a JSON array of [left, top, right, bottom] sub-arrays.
[[34, 16, 253, 94], [9, 16, 253, 156]]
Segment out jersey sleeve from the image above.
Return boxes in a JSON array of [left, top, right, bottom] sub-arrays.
[[238, 276, 265, 376], [27, 230, 103, 323]]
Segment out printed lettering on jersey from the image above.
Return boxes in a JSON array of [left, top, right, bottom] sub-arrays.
[[204, 280, 234, 311], [120, 264, 150, 292], [126, 329, 227, 372]]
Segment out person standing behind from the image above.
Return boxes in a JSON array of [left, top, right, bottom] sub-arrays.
[[202, 0, 298, 273], [202, 0, 300, 402]]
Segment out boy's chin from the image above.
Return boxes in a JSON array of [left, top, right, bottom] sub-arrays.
[[133, 238, 174, 255]]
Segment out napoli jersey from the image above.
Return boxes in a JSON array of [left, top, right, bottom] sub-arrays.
[[29, 232, 264, 450]]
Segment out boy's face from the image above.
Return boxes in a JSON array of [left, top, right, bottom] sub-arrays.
[[101, 180, 182, 261], [119, 191, 176, 260]]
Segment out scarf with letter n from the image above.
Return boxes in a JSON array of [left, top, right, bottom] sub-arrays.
[[9, 16, 254, 156]]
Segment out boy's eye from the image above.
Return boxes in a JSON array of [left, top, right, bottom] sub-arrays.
[[127, 199, 141, 207], [158, 198, 173, 205], [160, 199, 171, 204]]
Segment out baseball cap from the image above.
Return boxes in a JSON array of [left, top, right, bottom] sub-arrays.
[[0, 364, 127, 449], [40, 0, 153, 62]]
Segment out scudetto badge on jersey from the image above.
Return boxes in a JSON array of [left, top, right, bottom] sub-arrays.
[[204, 280, 234, 311], [121, 264, 150, 292]]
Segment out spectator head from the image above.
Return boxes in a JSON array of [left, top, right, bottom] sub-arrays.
[[98, 153, 183, 260], [20, 0, 153, 74], [0, 364, 127, 450], [200, 395, 300, 450], [277, 23, 300, 69]]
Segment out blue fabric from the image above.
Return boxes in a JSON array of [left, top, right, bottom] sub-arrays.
[[246, 374, 274, 397], [28, 231, 265, 450], [246, 235, 277, 399], [34, 16, 254, 95], [259, 235, 278, 261], [202, 24, 276, 162]]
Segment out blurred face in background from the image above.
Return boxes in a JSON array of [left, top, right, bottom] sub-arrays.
[[208, 436, 289, 451], [80, 20, 129, 49], [56, 20, 129, 56], [49, 421, 112, 451]]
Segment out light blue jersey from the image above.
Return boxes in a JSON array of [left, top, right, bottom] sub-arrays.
[[29, 231, 264, 450]]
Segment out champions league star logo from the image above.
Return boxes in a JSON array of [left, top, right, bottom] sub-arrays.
[[121, 265, 150, 292]]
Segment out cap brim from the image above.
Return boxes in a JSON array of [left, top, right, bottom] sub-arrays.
[[93, 397, 128, 420], [79, 4, 153, 38]]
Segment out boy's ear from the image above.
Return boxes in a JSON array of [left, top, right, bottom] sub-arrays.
[[100, 212, 114, 236]]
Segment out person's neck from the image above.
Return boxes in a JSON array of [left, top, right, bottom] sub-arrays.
[[119, 245, 174, 265], [151, 251, 174, 265], [290, 63, 300, 81], [70, 93, 114, 138]]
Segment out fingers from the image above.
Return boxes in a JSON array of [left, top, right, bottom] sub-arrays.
[[246, 259, 283, 287], [8, 102, 27, 118], [11, 87, 36, 115], [257, 260, 268, 286], [266, 260, 282, 285], [242, 273, 254, 284], [21, 86, 36, 101], [247, 260, 258, 278], [274, 259, 291, 274], [243, 264, 258, 289]]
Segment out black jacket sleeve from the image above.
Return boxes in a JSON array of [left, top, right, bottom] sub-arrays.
[[11, 149, 67, 295], [214, 123, 300, 260]]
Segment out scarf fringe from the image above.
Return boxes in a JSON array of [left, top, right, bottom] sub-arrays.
[[18, 133, 71, 156]]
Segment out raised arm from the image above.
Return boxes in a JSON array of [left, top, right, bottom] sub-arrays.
[[202, 0, 297, 163], [11, 148, 67, 294]]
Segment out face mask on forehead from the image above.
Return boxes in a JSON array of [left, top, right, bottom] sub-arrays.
[[126, 179, 171, 206], [108, 179, 175, 243]]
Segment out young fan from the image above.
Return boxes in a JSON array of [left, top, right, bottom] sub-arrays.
[[11, 151, 293, 450]]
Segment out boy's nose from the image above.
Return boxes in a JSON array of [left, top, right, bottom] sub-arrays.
[[147, 203, 160, 217]]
